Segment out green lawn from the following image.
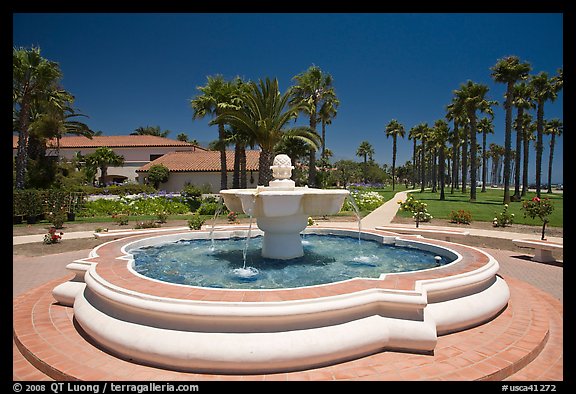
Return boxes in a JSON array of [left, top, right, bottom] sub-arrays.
[[395, 188, 563, 227]]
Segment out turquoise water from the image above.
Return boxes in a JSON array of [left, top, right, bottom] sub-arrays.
[[131, 235, 453, 289]]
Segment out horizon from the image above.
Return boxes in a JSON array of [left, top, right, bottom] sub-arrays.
[[12, 13, 564, 184]]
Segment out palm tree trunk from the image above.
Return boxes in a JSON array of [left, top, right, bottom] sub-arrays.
[[258, 149, 274, 185], [522, 135, 530, 196], [233, 143, 241, 189], [307, 115, 317, 187], [535, 100, 544, 198], [469, 113, 478, 202], [420, 141, 426, 192], [547, 133, 556, 193], [503, 82, 514, 204], [481, 132, 487, 192], [392, 137, 397, 190], [15, 101, 31, 190], [512, 108, 524, 200], [321, 120, 327, 159], [431, 147, 437, 193], [461, 128, 468, 193], [240, 145, 247, 189], [439, 146, 446, 200], [412, 139, 417, 189], [218, 123, 228, 191]]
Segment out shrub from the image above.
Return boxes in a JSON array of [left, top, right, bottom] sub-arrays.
[[398, 195, 432, 227], [187, 214, 205, 230], [180, 185, 203, 212], [134, 220, 161, 229], [47, 211, 67, 229], [522, 197, 554, 240], [197, 201, 225, 216], [112, 214, 129, 225], [227, 211, 238, 223], [18, 189, 44, 218], [156, 211, 169, 223], [448, 210, 472, 224], [147, 164, 170, 189], [43, 228, 63, 244], [493, 204, 514, 227]]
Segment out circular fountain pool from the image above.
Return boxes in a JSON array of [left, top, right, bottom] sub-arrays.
[[131, 234, 454, 289]]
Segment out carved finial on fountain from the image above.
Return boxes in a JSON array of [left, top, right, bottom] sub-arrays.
[[269, 154, 295, 189]]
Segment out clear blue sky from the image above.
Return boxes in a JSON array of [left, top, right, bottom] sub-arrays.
[[13, 13, 564, 183]]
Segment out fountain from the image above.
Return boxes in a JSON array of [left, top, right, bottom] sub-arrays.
[[50, 154, 510, 374], [220, 154, 349, 260]]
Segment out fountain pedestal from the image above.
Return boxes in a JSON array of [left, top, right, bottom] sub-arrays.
[[220, 154, 349, 260]]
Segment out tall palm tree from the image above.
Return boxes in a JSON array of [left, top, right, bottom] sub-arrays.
[[530, 70, 563, 197], [318, 97, 339, 159], [544, 118, 563, 193], [447, 96, 469, 193], [213, 78, 320, 185], [510, 82, 535, 200], [432, 120, 450, 200], [519, 115, 536, 196], [289, 65, 337, 187], [385, 119, 405, 190], [408, 125, 420, 188], [490, 56, 532, 203], [410, 123, 430, 192], [477, 117, 494, 192], [453, 80, 495, 202], [190, 75, 244, 190], [13, 46, 64, 189]]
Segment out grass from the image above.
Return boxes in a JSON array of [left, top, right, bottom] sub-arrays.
[[396, 188, 563, 227]]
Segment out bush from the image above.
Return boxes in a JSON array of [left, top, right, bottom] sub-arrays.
[[112, 214, 129, 225], [197, 201, 226, 216], [18, 189, 44, 218], [493, 204, 514, 227], [187, 214, 205, 230], [134, 220, 161, 229], [448, 210, 472, 224], [398, 194, 432, 227], [180, 185, 203, 212]]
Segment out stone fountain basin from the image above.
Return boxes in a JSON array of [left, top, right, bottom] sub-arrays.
[[53, 227, 510, 374], [220, 188, 349, 218]]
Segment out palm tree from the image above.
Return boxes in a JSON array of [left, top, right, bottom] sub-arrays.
[[190, 75, 244, 190], [543, 118, 563, 193], [410, 123, 430, 192], [432, 120, 450, 200], [318, 98, 339, 159], [131, 125, 170, 137], [385, 119, 405, 190], [176, 133, 188, 142], [85, 147, 124, 186], [520, 114, 535, 196], [511, 82, 535, 200], [289, 65, 337, 187], [13, 46, 64, 189], [453, 81, 495, 201], [447, 96, 469, 193], [530, 70, 563, 197], [408, 125, 420, 188], [490, 56, 532, 203], [356, 141, 374, 183], [213, 78, 320, 185], [477, 117, 494, 193]]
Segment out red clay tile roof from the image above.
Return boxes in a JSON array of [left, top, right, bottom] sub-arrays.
[[137, 150, 260, 172], [12, 135, 205, 149]]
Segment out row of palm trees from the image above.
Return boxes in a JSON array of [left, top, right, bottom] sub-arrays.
[[384, 56, 562, 202], [189, 65, 339, 189]]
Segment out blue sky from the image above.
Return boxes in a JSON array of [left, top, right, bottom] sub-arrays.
[[13, 13, 564, 183]]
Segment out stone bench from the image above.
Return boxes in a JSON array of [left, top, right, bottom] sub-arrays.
[[512, 239, 563, 263], [375, 226, 469, 242]]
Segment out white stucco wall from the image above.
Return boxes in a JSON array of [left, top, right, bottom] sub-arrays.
[[138, 171, 260, 193]]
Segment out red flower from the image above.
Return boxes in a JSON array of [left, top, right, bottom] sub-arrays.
[[532, 197, 541, 202]]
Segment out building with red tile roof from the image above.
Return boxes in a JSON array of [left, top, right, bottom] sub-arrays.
[[137, 150, 261, 192]]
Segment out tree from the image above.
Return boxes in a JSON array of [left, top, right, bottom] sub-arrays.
[[477, 117, 494, 192], [511, 82, 535, 200], [490, 56, 532, 203], [530, 70, 563, 197], [453, 80, 495, 202], [356, 141, 374, 183], [191, 75, 244, 190], [543, 118, 563, 193], [131, 125, 170, 137], [385, 119, 405, 190], [432, 120, 450, 200], [176, 133, 189, 142], [13, 46, 64, 189], [318, 98, 339, 159], [147, 164, 170, 189], [213, 78, 320, 185], [410, 123, 430, 192], [85, 147, 124, 186], [519, 115, 535, 196], [289, 65, 337, 187], [408, 125, 420, 189]]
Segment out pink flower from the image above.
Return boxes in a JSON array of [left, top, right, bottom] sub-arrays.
[[532, 197, 541, 202]]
